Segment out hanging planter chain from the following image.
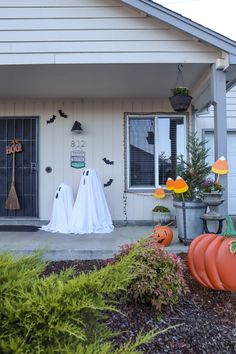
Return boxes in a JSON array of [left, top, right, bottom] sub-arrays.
[[176, 64, 185, 87]]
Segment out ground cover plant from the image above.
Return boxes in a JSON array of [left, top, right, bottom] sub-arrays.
[[0, 241, 187, 353], [43, 254, 236, 353]]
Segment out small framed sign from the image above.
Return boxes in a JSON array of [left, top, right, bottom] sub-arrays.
[[71, 150, 85, 169]]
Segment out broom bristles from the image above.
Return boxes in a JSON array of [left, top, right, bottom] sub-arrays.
[[5, 184, 20, 210]]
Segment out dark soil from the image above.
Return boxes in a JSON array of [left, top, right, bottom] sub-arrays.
[[43, 254, 236, 354]]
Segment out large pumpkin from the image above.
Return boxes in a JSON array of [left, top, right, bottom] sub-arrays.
[[188, 216, 236, 291], [150, 225, 173, 246]]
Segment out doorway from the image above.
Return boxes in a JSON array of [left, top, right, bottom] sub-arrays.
[[0, 117, 39, 217]]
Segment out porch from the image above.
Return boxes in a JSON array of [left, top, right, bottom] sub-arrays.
[[1, 0, 236, 222], [0, 224, 186, 260]]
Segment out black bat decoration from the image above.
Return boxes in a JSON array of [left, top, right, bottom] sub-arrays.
[[47, 115, 56, 124], [104, 178, 113, 187], [58, 109, 68, 118], [102, 157, 114, 165]]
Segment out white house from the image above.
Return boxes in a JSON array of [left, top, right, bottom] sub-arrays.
[[197, 85, 236, 215], [0, 0, 236, 224]]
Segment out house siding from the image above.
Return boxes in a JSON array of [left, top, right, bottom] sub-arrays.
[[0, 98, 175, 222], [195, 85, 236, 215], [196, 85, 236, 132], [0, 0, 221, 65]]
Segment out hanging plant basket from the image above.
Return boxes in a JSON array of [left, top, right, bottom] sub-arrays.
[[169, 94, 192, 112], [169, 65, 192, 112]]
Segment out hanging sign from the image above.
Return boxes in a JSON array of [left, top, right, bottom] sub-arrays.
[[6, 139, 22, 155], [71, 150, 85, 169]]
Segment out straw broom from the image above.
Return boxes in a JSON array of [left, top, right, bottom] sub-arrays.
[[5, 151, 20, 210]]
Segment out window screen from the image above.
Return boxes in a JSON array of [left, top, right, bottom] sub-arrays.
[[127, 115, 185, 189], [129, 118, 155, 187], [158, 117, 184, 185]]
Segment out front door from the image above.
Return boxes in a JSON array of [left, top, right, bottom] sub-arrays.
[[0, 117, 39, 217]]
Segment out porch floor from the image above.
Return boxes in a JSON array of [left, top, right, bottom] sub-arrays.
[[0, 225, 188, 261]]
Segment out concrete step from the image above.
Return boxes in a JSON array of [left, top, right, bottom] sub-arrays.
[[0, 226, 188, 261]]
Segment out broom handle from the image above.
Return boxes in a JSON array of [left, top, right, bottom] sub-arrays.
[[11, 152, 15, 185]]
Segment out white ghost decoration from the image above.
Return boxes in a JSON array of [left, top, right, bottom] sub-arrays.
[[69, 169, 114, 234], [41, 183, 74, 234]]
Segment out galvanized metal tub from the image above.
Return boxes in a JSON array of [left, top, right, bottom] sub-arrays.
[[173, 201, 206, 244]]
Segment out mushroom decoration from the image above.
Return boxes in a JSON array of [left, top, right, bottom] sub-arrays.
[[173, 176, 189, 195], [211, 156, 229, 184], [211, 156, 229, 175], [153, 186, 166, 199], [165, 177, 175, 191], [188, 215, 236, 291]]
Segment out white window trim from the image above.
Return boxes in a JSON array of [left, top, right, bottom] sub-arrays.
[[126, 113, 187, 192]]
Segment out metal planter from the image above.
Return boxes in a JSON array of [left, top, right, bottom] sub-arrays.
[[169, 94, 192, 112], [173, 201, 205, 245], [152, 211, 171, 225]]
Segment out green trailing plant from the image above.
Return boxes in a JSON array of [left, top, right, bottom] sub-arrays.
[[152, 205, 170, 213], [175, 132, 211, 201], [171, 87, 189, 96], [114, 238, 188, 311]]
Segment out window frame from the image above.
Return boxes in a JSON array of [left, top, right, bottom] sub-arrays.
[[125, 113, 187, 192]]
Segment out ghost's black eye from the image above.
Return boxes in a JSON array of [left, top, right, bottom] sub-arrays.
[[55, 192, 59, 199], [86, 170, 89, 176], [59, 187, 61, 191], [83, 171, 85, 175]]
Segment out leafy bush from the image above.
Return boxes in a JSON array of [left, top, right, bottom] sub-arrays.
[[0, 244, 186, 352], [152, 205, 170, 212], [115, 239, 188, 311], [0, 251, 153, 353]]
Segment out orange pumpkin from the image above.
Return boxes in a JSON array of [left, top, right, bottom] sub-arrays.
[[151, 225, 173, 247], [188, 216, 236, 291]]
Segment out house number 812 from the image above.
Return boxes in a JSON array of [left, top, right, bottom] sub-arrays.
[[71, 140, 86, 149]]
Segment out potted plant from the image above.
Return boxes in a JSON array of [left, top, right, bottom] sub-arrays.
[[169, 86, 192, 112], [172, 133, 211, 243], [201, 178, 224, 196], [152, 205, 171, 225], [200, 178, 224, 217]]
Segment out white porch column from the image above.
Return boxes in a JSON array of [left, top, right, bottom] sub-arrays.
[[210, 64, 228, 215]]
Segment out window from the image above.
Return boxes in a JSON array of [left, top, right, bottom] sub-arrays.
[[126, 114, 186, 190]]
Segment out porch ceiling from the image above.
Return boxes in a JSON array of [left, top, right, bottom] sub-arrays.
[[0, 63, 208, 100]]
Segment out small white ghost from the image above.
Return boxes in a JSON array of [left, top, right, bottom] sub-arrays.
[[69, 169, 114, 234], [41, 183, 74, 234]]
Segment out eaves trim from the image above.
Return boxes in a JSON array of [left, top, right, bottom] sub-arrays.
[[122, 0, 236, 55]]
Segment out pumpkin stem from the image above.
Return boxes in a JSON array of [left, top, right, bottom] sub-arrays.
[[221, 215, 236, 237], [229, 240, 236, 254]]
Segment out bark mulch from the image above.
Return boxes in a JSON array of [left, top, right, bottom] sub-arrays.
[[42, 253, 236, 354]]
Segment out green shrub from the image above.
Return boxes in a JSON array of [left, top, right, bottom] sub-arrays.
[[152, 205, 170, 212], [0, 251, 157, 353], [0, 245, 185, 353], [115, 239, 188, 311]]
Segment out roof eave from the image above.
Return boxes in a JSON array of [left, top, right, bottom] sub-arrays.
[[122, 0, 236, 55], [229, 54, 236, 64]]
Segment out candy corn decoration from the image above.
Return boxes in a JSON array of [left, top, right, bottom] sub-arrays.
[[173, 176, 189, 194], [153, 186, 166, 199], [211, 156, 229, 175], [166, 177, 175, 191]]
